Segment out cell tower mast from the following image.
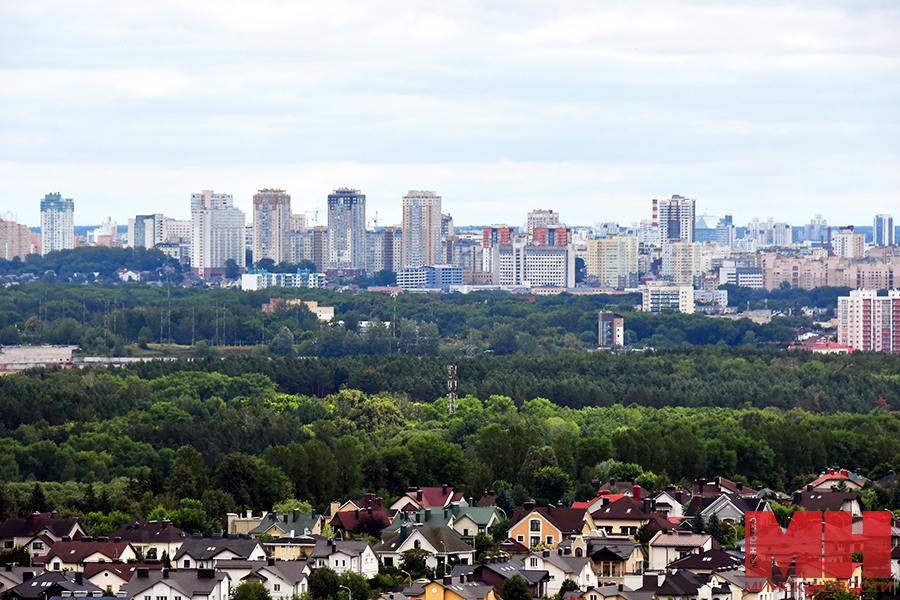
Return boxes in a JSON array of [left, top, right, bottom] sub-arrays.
[[447, 365, 458, 415]]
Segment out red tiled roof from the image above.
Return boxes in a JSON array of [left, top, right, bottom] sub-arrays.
[[400, 487, 463, 508]]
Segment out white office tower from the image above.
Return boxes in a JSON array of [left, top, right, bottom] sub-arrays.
[[40, 193, 75, 255], [191, 190, 246, 277], [492, 235, 575, 288], [874, 214, 894, 246], [327, 188, 366, 271], [401, 190, 442, 268], [653, 195, 696, 243]]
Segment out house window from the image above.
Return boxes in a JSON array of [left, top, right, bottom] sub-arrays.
[[384, 557, 393, 567], [157, 596, 166, 600], [463, 529, 469, 537], [414, 540, 421, 550], [274, 585, 281, 592], [530, 536, 540, 548], [575, 548, 583, 557], [32, 542, 44, 551], [546, 536, 553, 545], [530, 558, 538, 568], [53, 562, 61, 571], [529, 520, 541, 532], [3, 542, 12, 549], [144, 596, 151, 600], [516, 535, 524, 543], [183, 559, 191, 568], [175, 597, 182, 600], [590, 595, 598, 600]]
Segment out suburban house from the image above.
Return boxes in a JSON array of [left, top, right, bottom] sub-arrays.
[[261, 535, 320, 561], [403, 574, 499, 600], [666, 549, 742, 574], [42, 538, 138, 572], [0, 512, 86, 559], [239, 559, 311, 600], [390, 486, 466, 512], [514, 548, 596, 595], [647, 532, 716, 570], [683, 493, 771, 524], [308, 539, 379, 578], [587, 496, 669, 537], [565, 583, 650, 600], [84, 562, 163, 595], [121, 568, 229, 600], [596, 481, 647, 498], [0, 567, 45, 597], [110, 520, 187, 560], [173, 536, 268, 569], [385, 506, 500, 542], [451, 557, 550, 598], [637, 570, 733, 600], [792, 489, 863, 516], [558, 538, 645, 588], [804, 468, 868, 491], [691, 478, 755, 498], [6, 571, 103, 600], [376, 526, 475, 572], [508, 503, 589, 549], [249, 510, 324, 538], [652, 488, 691, 519], [328, 493, 394, 534]]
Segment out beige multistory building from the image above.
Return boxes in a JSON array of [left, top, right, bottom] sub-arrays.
[[585, 235, 639, 289], [0, 217, 33, 260], [253, 189, 292, 265], [661, 241, 701, 286], [191, 190, 246, 276], [401, 191, 442, 268]]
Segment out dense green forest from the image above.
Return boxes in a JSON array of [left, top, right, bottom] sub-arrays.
[[1, 349, 899, 532], [0, 281, 824, 355], [0, 247, 181, 280]]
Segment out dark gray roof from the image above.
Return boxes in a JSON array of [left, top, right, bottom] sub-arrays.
[[309, 539, 372, 559], [376, 527, 473, 555], [111, 520, 187, 543], [121, 570, 226, 598], [173, 538, 266, 561], [9, 572, 102, 599]]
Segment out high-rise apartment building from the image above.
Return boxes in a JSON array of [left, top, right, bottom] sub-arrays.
[[715, 215, 735, 247], [40, 193, 75, 255], [312, 226, 329, 273], [837, 289, 900, 353], [327, 188, 366, 271], [527, 210, 560, 235], [190, 190, 246, 277], [662, 241, 702, 286], [804, 214, 828, 244], [832, 226, 866, 259], [653, 195, 695, 243], [874, 214, 894, 246], [641, 282, 695, 314], [401, 190, 442, 268], [482, 226, 516, 273], [0, 216, 32, 260], [585, 235, 639, 289], [253, 189, 291, 265]]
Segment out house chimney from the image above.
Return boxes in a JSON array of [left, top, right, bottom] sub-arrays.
[[524, 501, 535, 512], [400, 525, 408, 541], [840, 469, 848, 477], [375, 497, 383, 507], [793, 492, 802, 505], [416, 489, 423, 502], [442, 484, 448, 495], [198, 569, 215, 579], [74, 573, 83, 585], [163, 569, 170, 579], [736, 482, 743, 492], [443, 576, 452, 585], [557, 548, 563, 555], [62, 536, 71, 542], [51, 510, 58, 518], [806, 484, 813, 491], [293, 509, 300, 522], [246, 510, 252, 519], [268, 558, 276, 566], [23, 572, 34, 582], [633, 485, 641, 500], [642, 499, 652, 514], [137, 568, 149, 579]]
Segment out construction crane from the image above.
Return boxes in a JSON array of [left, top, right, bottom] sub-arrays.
[[368, 211, 380, 230], [304, 208, 320, 226]]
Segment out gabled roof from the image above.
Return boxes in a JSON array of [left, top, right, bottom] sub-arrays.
[[309, 539, 373, 559], [692, 477, 752, 498], [591, 497, 648, 522], [43, 539, 134, 565], [807, 468, 868, 489], [640, 570, 706, 596], [83, 563, 163, 581], [684, 493, 767, 518], [451, 560, 549, 586], [9, 572, 102, 599], [449, 505, 498, 527], [793, 490, 859, 512], [121, 570, 226, 598], [649, 532, 713, 548], [251, 513, 323, 536], [520, 550, 591, 574], [376, 527, 473, 555], [666, 548, 742, 571], [255, 561, 309, 585], [395, 487, 465, 510], [579, 538, 643, 562], [509, 505, 586, 534], [597, 481, 646, 497], [476, 492, 497, 508], [173, 537, 266, 561], [111, 521, 187, 543], [0, 513, 83, 540]]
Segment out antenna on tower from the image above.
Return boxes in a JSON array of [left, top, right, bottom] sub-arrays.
[[447, 365, 458, 415]]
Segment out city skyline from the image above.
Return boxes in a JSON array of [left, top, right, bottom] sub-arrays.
[[1, 1, 897, 227]]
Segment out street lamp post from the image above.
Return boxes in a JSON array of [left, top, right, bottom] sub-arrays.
[[339, 584, 352, 600]]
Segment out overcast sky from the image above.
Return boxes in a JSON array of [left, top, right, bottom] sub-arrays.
[[1, 0, 897, 228]]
